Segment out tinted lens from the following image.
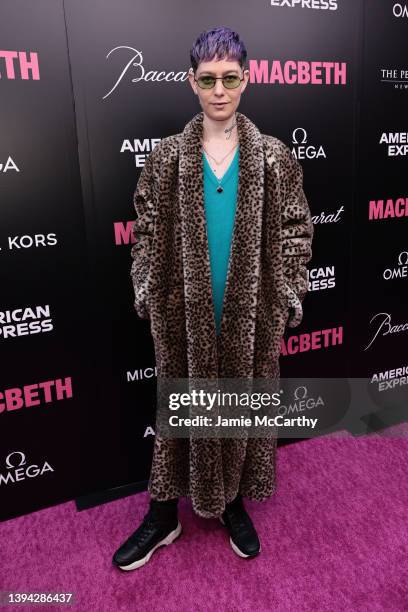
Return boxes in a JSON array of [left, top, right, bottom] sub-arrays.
[[223, 75, 241, 88], [197, 76, 215, 89]]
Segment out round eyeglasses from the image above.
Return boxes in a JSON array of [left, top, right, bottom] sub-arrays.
[[194, 74, 244, 89]]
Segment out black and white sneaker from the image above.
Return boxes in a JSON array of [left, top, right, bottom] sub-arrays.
[[112, 499, 182, 571], [219, 494, 261, 558]]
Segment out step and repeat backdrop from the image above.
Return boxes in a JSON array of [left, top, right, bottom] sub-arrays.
[[1, 0, 407, 521]]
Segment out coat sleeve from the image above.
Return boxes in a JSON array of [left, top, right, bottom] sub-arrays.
[[130, 148, 157, 319], [280, 145, 314, 328]]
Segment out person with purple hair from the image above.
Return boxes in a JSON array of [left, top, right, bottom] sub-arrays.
[[113, 26, 314, 570]]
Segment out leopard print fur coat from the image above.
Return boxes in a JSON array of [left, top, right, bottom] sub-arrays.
[[130, 110, 314, 518]]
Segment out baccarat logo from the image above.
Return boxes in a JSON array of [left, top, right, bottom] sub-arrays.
[[313, 205, 345, 225], [103, 47, 186, 99], [364, 313, 408, 350]]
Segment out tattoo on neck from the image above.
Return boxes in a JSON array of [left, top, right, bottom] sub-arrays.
[[224, 117, 237, 139]]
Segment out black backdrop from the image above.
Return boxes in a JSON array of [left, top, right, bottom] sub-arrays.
[[1, 0, 407, 521]]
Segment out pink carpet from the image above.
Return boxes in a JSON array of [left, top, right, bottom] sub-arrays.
[[1, 425, 407, 612]]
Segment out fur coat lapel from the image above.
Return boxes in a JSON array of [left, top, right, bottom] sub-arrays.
[[178, 111, 265, 377]]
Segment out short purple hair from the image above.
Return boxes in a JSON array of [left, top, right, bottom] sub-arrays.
[[190, 27, 247, 73]]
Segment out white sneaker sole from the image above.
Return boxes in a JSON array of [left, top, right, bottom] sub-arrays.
[[117, 520, 182, 571], [219, 516, 261, 558]]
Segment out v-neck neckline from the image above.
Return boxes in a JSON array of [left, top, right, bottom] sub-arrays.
[[203, 146, 239, 187]]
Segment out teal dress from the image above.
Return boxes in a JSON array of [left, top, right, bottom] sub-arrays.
[[202, 146, 240, 336]]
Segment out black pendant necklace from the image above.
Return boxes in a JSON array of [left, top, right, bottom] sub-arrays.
[[201, 115, 238, 193], [212, 170, 225, 193], [203, 145, 238, 194], [214, 171, 224, 193]]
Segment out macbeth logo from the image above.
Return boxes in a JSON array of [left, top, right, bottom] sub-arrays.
[[0, 450, 54, 485]]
